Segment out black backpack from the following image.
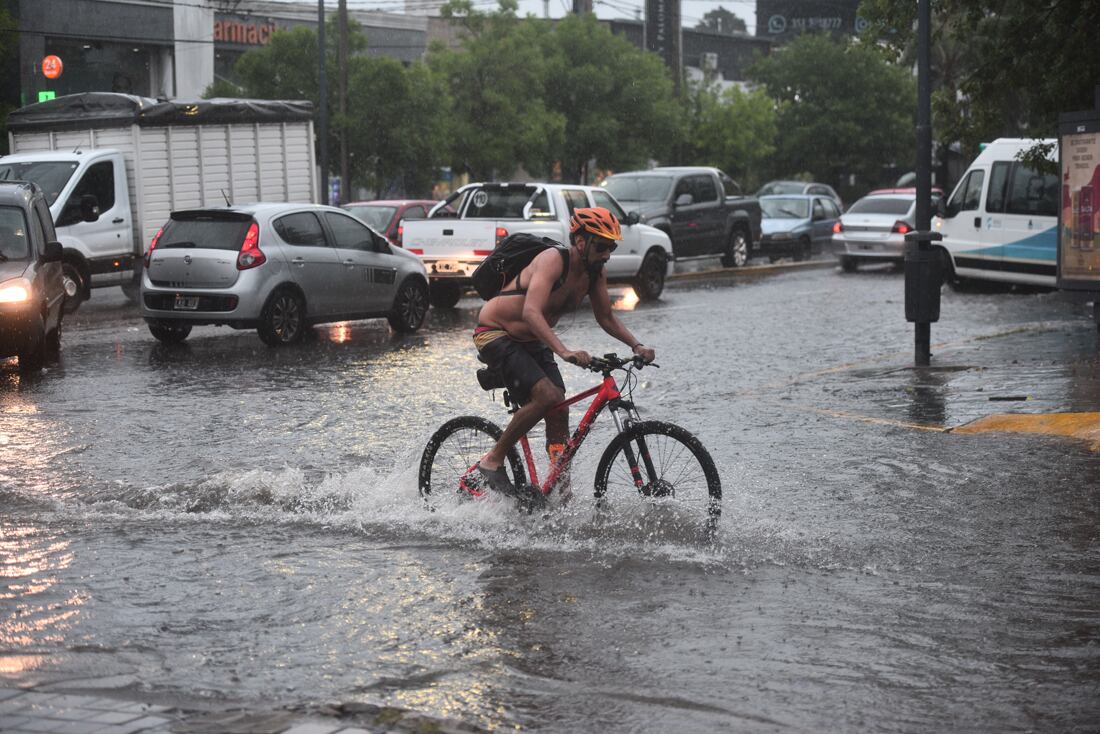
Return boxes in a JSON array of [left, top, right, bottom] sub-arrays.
[[471, 232, 570, 300]]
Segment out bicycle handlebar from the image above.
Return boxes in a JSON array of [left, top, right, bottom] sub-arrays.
[[570, 353, 658, 374]]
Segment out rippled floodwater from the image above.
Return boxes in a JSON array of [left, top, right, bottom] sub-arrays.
[[2, 267, 1099, 732]]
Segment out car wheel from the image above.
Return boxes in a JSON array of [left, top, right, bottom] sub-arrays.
[[839, 256, 858, 272], [257, 289, 306, 346], [388, 278, 429, 333], [428, 281, 462, 309], [633, 251, 666, 301], [793, 237, 811, 262], [148, 321, 192, 344], [17, 314, 47, 372], [45, 317, 62, 361], [61, 260, 87, 314], [721, 229, 749, 268], [935, 248, 957, 287], [121, 280, 141, 305]]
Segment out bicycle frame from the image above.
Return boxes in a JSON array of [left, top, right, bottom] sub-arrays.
[[518, 372, 638, 496]]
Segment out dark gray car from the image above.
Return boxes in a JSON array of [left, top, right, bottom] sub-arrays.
[[0, 182, 66, 371]]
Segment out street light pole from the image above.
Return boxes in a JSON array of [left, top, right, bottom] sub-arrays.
[[904, 0, 942, 366], [318, 0, 329, 205]]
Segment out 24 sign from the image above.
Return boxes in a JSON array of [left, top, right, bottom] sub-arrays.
[[42, 55, 63, 80]]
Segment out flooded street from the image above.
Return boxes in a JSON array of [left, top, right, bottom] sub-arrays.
[[3, 265, 1099, 732]]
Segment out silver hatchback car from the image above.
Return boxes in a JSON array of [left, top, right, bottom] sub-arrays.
[[140, 204, 430, 345]]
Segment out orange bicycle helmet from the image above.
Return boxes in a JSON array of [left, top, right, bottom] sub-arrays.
[[569, 207, 623, 241]]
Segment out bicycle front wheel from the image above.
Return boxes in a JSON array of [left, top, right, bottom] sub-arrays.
[[594, 420, 721, 523], [418, 416, 526, 504]]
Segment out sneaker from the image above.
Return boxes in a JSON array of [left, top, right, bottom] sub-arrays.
[[477, 462, 520, 498]]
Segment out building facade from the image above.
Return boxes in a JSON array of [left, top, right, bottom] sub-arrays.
[[9, 0, 429, 108]]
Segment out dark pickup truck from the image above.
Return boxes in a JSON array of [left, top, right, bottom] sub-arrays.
[[600, 166, 763, 267]]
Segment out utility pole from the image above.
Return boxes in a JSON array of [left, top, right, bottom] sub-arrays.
[[338, 0, 349, 204], [572, 0, 592, 13], [317, 0, 329, 205], [904, 0, 942, 366]]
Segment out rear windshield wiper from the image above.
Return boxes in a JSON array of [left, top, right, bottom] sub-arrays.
[[162, 241, 198, 248]]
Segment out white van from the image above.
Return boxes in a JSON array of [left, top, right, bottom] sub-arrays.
[[934, 138, 1059, 287]]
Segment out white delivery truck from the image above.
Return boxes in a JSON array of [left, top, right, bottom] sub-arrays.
[[401, 182, 674, 308], [2, 93, 317, 311], [934, 138, 1059, 287]]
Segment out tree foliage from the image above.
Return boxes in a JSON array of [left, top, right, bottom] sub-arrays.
[[540, 14, 681, 181], [750, 34, 916, 193], [213, 20, 448, 196], [858, 0, 1100, 167], [682, 81, 776, 190], [427, 3, 564, 180], [695, 7, 747, 35]]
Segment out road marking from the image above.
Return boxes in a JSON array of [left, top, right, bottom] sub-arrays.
[[952, 412, 1100, 450]]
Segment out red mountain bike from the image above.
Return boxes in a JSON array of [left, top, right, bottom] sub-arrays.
[[418, 354, 721, 528]]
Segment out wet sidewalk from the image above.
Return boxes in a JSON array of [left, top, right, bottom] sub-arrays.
[[0, 688, 477, 734]]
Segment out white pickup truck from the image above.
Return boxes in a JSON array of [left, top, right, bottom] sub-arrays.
[[2, 93, 317, 312], [400, 182, 674, 308]]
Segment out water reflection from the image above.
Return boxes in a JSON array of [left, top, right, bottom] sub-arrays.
[[905, 367, 950, 426], [0, 525, 79, 675]]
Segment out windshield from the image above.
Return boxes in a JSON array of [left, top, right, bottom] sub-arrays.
[[0, 161, 80, 205], [757, 182, 806, 197], [0, 206, 31, 261], [161, 216, 252, 251], [761, 197, 810, 219], [345, 205, 395, 232], [847, 197, 913, 215], [602, 176, 673, 204]]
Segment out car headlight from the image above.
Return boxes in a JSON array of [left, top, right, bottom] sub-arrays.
[[0, 279, 31, 304]]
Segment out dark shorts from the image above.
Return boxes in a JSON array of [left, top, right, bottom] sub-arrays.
[[476, 332, 564, 405]]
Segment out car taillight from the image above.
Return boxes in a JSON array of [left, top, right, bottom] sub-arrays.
[[237, 222, 266, 270], [495, 227, 508, 247], [832, 221, 843, 234], [144, 226, 164, 268], [396, 225, 403, 246], [892, 220, 912, 234]]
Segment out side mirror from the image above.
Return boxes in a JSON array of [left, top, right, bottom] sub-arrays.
[[80, 194, 100, 222], [624, 211, 640, 226], [936, 198, 947, 218], [42, 241, 63, 263], [675, 193, 693, 207]]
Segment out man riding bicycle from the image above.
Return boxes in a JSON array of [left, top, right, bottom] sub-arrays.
[[471, 207, 656, 498]]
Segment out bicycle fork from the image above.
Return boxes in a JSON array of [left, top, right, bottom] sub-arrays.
[[609, 400, 656, 491]]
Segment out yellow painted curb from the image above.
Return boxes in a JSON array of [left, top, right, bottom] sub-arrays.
[[952, 412, 1100, 451]]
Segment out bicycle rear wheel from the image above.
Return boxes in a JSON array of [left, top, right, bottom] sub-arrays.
[[594, 420, 721, 526], [418, 416, 526, 505]]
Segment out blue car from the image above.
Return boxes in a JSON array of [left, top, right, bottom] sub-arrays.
[[758, 194, 841, 262]]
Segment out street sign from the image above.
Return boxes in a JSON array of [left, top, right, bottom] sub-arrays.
[[41, 55, 63, 80], [37, 91, 56, 103]]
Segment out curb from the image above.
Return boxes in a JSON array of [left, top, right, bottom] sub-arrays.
[[668, 259, 836, 283]]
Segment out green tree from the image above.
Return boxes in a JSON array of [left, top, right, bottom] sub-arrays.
[[347, 57, 450, 196], [750, 34, 916, 195], [216, 20, 448, 196], [0, 8, 18, 155], [858, 0, 1100, 171], [682, 81, 777, 190], [540, 14, 682, 181], [695, 6, 747, 35], [427, 1, 564, 180]]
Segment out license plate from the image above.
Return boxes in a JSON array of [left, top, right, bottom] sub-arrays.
[[434, 260, 463, 274], [174, 295, 199, 311]]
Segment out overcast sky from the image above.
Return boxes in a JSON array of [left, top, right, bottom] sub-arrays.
[[505, 0, 757, 33]]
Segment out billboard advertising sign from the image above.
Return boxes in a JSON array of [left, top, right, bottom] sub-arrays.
[[1058, 111, 1100, 290], [646, 0, 681, 86]]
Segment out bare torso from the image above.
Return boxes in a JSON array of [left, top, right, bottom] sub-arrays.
[[477, 247, 592, 341]]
